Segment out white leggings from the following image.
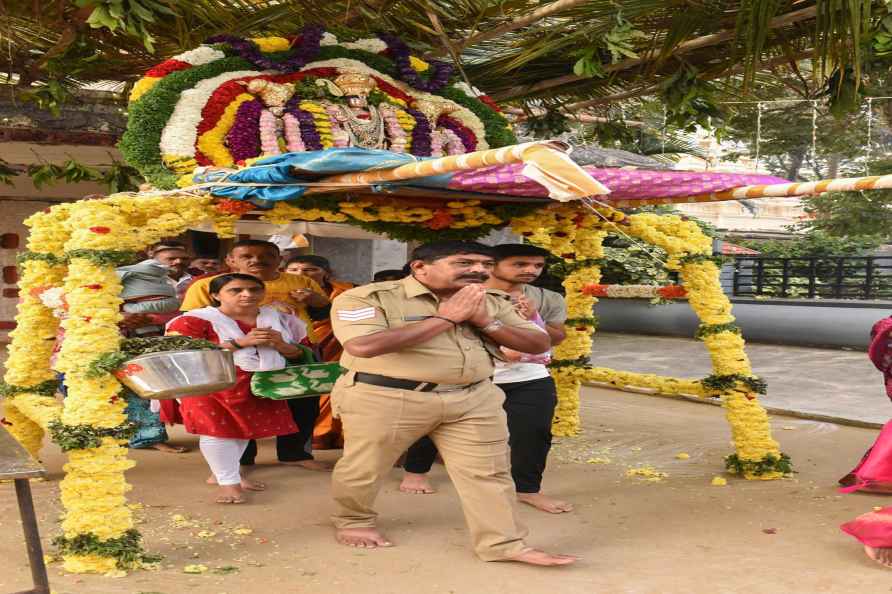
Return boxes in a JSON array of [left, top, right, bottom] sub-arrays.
[[199, 435, 249, 486]]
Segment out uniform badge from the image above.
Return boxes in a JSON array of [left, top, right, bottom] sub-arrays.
[[337, 307, 376, 321]]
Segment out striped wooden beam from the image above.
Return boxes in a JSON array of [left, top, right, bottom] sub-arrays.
[[605, 173, 892, 208]]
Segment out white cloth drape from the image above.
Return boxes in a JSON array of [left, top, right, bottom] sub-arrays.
[[170, 305, 297, 371]]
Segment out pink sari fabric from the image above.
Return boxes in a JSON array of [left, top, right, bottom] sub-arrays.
[[840, 421, 892, 493], [839, 317, 892, 494], [841, 507, 892, 548], [868, 316, 892, 402]]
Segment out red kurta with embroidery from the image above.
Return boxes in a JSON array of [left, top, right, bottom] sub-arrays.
[[165, 315, 298, 439]]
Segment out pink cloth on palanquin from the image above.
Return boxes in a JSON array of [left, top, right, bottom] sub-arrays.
[[841, 507, 892, 548], [839, 317, 892, 494]]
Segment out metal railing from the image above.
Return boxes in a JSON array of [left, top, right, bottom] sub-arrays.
[[731, 256, 892, 300]]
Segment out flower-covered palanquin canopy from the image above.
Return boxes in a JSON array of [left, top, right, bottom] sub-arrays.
[[121, 25, 797, 221]]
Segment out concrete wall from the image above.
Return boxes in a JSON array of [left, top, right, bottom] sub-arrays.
[[0, 199, 55, 341], [595, 298, 891, 350], [310, 236, 407, 285]]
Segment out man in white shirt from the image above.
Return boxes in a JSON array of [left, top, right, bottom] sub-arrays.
[[149, 241, 193, 300], [400, 244, 573, 514]]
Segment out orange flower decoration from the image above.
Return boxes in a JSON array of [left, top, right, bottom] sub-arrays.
[[581, 284, 609, 297], [657, 285, 687, 299], [214, 199, 254, 216], [426, 209, 454, 230]]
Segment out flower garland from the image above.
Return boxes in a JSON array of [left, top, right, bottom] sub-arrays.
[[378, 32, 454, 92], [509, 205, 786, 477], [228, 99, 264, 161], [207, 26, 325, 72], [197, 92, 256, 165], [1, 205, 70, 456], [123, 30, 514, 187], [584, 211, 786, 478], [0, 194, 228, 573], [582, 283, 688, 300], [257, 197, 528, 241]]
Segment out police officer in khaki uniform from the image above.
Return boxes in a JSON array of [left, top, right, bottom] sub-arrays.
[[329, 241, 577, 566]]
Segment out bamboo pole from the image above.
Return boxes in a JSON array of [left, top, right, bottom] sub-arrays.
[[605, 173, 892, 208], [302, 141, 610, 199]]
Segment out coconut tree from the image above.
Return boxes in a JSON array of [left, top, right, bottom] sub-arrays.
[[0, 0, 888, 127]]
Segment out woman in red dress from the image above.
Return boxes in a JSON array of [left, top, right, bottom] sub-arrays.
[[166, 273, 306, 504]]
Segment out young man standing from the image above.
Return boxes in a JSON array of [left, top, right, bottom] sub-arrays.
[[180, 239, 332, 471], [284, 254, 355, 450], [329, 241, 574, 565], [400, 243, 573, 514]]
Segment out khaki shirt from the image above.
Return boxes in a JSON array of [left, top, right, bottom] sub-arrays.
[[331, 276, 540, 384]]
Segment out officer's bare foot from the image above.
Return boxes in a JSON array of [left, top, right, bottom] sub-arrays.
[[400, 472, 436, 494], [865, 545, 892, 568], [517, 492, 573, 514], [282, 459, 334, 472], [336, 528, 393, 548], [508, 548, 578, 566]]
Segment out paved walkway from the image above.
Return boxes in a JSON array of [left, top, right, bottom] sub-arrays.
[[591, 332, 887, 425], [0, 332, 885, 425]]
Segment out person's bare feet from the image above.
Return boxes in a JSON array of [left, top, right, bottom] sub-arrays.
[[336, 528, 393, 548], [507, 548, 578, 566], [281, 459, 334, 472], [865, 545, 892, 568], [206, 475, 267, 491], [240, 478, 266, 491], [149, 442, 189, 454], [517, 492, 573, 514], [215, 484, 245, 504], [399, 472, 436, 494]]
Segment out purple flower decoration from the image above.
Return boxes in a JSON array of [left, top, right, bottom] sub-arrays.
[[377, 33, 453, 92], [290, 108, 323, 151], [207, 25, 325, 73], [438, 116, 476, 151], [227, 99, 263, 162], [403, 107, 432, 157]]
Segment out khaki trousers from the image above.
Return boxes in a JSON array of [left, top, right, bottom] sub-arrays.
[[330, 372, 529, 561]]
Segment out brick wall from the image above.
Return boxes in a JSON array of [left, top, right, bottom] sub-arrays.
[[0, 200, 54, 342]]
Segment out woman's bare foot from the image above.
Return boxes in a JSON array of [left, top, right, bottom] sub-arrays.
[[240, 478, 266, 491], [215, 484, 245, 504], [399, 472, 436, 494], [508, 548, 578, 566], [206, 475, 266, 491], [517, 492, 574, 514], [336, 527, 393, 548], [282, 459, 334, 472], [865, 545, 892, 568], [150, 442, 190, 454]]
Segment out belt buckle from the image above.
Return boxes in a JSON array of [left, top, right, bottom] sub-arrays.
[[432, 383, 465, 393]]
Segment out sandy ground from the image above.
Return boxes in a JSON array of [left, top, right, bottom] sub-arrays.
[[2, 387, 891, 594]]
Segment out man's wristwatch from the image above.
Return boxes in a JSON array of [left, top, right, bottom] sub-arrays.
[[478, 319, 504, 333]]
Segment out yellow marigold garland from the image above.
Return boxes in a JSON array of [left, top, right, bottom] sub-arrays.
[[196, 92, 254, 167], [1, 205, 71, 456], [300, 101, 334, 148]]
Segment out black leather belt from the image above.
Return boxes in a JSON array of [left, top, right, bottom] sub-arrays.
[[355, 372, 437, 391], [354, 372, 484, 392]]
